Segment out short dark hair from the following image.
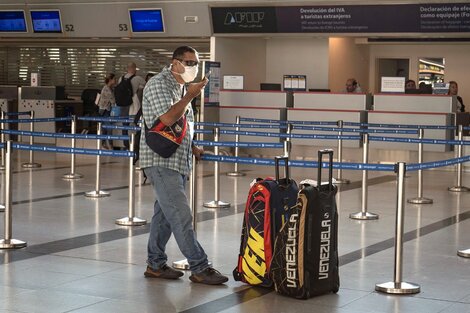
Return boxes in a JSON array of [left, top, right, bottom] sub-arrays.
[[105, 73, 115, 84], [172, 46, 197, 60]]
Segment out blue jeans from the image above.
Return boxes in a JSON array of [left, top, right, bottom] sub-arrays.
[[144, 165, 209, 274]]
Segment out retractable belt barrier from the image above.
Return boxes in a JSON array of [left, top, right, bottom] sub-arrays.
[[101, 125, 141, 131], [1, 129, 129, 141], [196, 122, 418, 135], [4, 111, 32, 117], [200, 154, 397, 171], [238, 116, 457, 130], [77, 116, 134, 123], [0, 117, 72, 124]]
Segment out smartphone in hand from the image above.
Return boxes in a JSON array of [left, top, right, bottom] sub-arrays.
[[203, 71, 212, 80]]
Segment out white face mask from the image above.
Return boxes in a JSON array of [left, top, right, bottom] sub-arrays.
[[177, 61, 198, 83]]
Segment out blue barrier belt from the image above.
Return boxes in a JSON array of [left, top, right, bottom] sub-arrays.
[[193, 140, 284, 148], [101, 125, 141, 131], [0, 117, 72, 124], [77, 116, 134, 123], [1, 129, 128, 141], [369, 135, 470, 146], [407, 155, 470, 171], [200, 154, 396, 171], [345, 121, 456, 130], [4, 111, 32, 116], [10, 143, 134, 157]]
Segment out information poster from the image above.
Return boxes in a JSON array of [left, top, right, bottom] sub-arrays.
[[283, 75, 307, 91], [203, 61, 221, 107], [381, 77, 405, 93], [212, 3, 470, 33], [223, 75, 244, 90]]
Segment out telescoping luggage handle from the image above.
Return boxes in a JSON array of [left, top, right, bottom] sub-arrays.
[[274, 156, 290, 183], [318, 149, 334, 191]]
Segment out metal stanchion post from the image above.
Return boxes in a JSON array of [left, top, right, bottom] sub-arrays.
[[21, 110, 41, 168], [63, 115, 83, 180], [0, 141, 27, 249], [204, 127, 230, 209], [116, 133, 147, 226], [335, 120, 350, 184], [350, 133, 379, 220], [85, 122, 110, 198], [283, 123, 292, 158], [376, 162, 420, 294], [227, 116, 246, 177], [135, 119, 142, 171], [173, 154, 208, 270], [0, 111, 5, 171], [449, 125, 469, 192], [408, 129, 433, 204]]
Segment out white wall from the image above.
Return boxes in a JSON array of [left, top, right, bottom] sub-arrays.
[[265, 38, 329, 90], [368, 43, 470, 103], [329, 37, 370, 93], [211, 37, 267, 90], [212, 37, 329, 91]]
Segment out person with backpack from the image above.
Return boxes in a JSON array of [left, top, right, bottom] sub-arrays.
[[140, 46, 228, 285], [114, 62, 145, 149]]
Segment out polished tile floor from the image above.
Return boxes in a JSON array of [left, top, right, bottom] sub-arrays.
[[0, 146, 469, 313]]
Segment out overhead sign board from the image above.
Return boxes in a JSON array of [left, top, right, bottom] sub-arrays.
[[212, 3, 470, 33]]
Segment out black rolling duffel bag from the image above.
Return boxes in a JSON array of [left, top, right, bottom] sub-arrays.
[[233, 156, 299, 287], [270, 149, 339, 299]]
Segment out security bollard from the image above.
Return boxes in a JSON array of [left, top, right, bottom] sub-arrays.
[[85, 122, 110, 198], [0, 111, 5, 171], [226, 116, 246, 177], [350, 133, 379, 220], [0, 141, 27, 249], [21, 110, 41, 168], [334, 120, 350, 184], [407, 129, 433, 204], [449, 125, 469, 192], [204, 127, 230, 209], [116, 133, 147, 226], [376, 162, 420, 294], [63, 115, 84, 180]]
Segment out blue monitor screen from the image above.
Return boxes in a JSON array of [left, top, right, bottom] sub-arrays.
[[129, 9, 164, 32], [0, 11, 27, 32], [31, 10, 62, 33]]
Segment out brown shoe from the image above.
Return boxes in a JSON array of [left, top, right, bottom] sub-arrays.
[[144, 264, 184, 280], [189, 267, 228, 285]]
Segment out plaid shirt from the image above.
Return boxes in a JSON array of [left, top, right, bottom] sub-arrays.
[[139, 67, 194, 175]]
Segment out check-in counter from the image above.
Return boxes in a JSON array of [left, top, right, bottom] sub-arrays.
[[288, 92, 369, 148], [216, 90, 288, 143], [19, 86, 56, 143], [370, 94, 456, 152], [0, 85, 19, 113]]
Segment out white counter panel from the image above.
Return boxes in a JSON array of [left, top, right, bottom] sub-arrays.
[[219, 90, 287, 108], [294, 92, 370, 110], [374, 94, 456, 113]]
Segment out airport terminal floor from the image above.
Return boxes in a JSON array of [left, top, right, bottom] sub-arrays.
[[0, 148, 469, 313]]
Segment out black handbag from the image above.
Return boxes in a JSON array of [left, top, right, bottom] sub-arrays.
[[144, 114, 187, 158]]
